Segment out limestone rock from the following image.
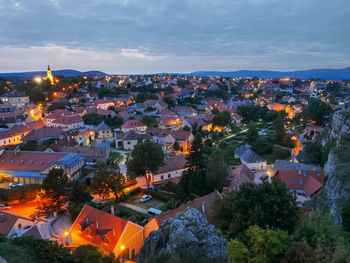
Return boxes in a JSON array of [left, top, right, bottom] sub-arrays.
[[138, 207, 228, 263]]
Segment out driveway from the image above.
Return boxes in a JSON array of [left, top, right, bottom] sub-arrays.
[[51, 213, 73, 237]]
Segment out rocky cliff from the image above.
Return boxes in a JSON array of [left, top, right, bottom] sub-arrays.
[[138, 207, 228, 263], [311, 102, 350, 224]]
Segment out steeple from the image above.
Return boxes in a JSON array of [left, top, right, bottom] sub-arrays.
[[47, 65, 51, 70]]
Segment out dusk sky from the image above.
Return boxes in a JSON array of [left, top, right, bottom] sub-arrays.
[[0, 0, 349, 74]]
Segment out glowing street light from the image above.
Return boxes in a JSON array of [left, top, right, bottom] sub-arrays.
[[64, 231, 69, 237], [34, 77, 42, 83]]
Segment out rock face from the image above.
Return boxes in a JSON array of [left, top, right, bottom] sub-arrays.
[[138, 207, 228, 263], [310, 151, 349, 224], [311, 102, 350, 224]]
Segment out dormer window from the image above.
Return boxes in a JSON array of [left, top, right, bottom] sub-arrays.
[[102, 235, 109, 244], [11, 160, 15, 163]]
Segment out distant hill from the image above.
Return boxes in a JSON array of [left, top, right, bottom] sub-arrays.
[[0, 69, 107, 78], [188, 67, 350, 80]]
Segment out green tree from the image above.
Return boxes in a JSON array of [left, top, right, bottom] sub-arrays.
[[142, 115, 157, 128], [247, 122, 258, 144], [73, 245, 117, 263], [341, 200, 350, 232], [178, 133, 211, 197], [214, 181, 298, 236], [163, 96, 176, 108], [282, 240, 315, 263], [227, 239, 249, 263], [227, 226, 289, 263], [252, 136, 273, 155], [68, 180, 92, 204], [127, 140, 164, 189], [205, 149, 228, 192], [91, 167, 125, 199], [39, 168, 68, 212], [212, 111, 231, 130], [305, 99, 332, 125], [274, 115, 286, 145]]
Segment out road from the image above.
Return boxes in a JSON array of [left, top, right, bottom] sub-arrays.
[[1, 200, 38, 219]]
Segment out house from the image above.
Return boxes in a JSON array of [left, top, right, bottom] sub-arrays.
[[143, 100, 167, 111], [231, 113, 243, 125], [0, 90, 29, 107], [116, 131, 152, 151], [68, 205, 159, 261], [275, 170, 325, 205], [273, 160, 320, 174], [303, 126, 323, 141], [224, 164, 255, 192], [150, 155, 186, 185], [91, 99, 115, 110], [240, 150, 267, 170], [158, 116, 183, 130], [0, 211, 34, 238], [0, 110, 27, 128], [174, 106, 197, 117], [147, 128, 175, 151], [59, 146, 108, 164], [0, 104, 16, 113], [235, 145, 266, 170], [282, 96, 296, 104], [0, 148, 85, 184], [46, 110, 76, 127], [50, 115, 84, 130], [22, 127, 65, 144], [95, 121, 113, 139], [170, 130, 194, 152], [158, 191, 222, 224], [258, 94, 276, 105], [129, 103, 146, 113], [121, 120, 147, 133], [183, 114, 214, 131]]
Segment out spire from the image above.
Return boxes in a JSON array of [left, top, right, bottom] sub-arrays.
[[47, 65, 51, 70]]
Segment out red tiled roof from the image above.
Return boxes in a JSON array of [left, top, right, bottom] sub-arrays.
[[157, 191, 222, 224], [121, 119, 145, 129], [276, 170, 325, 195], [171, 130, 192, 141], [227, 164, 254, 191], [70, 205, 128, 253], [0, 150, 68, 171]]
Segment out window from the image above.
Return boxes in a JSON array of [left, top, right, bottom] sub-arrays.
[[102, 235, 109, 244], [160, 175, 164, 180], [168, 174, 171, 178]]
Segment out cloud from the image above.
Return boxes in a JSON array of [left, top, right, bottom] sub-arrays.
[[0, 0, 349, 72]]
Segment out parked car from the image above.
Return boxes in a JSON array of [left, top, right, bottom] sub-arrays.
[[259, 175, 269, 181], [147, 207, 162, 217], [0, 204, 11, 210], [9, 182, 23, 188], [140, 195, 152, 203]]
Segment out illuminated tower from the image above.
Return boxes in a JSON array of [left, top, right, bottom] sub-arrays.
[[44, 65, 55, 85]]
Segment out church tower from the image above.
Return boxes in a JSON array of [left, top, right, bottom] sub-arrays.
[[44, 65, 55, 85]]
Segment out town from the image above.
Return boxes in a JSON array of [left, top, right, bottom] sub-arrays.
[[0, 65, 349, 262]]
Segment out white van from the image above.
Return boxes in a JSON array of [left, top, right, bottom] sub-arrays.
[[147, 207, 162, 217]]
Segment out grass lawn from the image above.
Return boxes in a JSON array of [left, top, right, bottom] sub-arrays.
[[108, 152, 123, 163]]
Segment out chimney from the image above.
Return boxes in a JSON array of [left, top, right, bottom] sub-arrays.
[[201, 202, 206, 213], [14, 146, 20, 156], [0, 148, 5, 156], [111, 206, 115, 216], [86, 217, 88, 225], [113, 228, 115, 236], [96, 221, 99, 229]]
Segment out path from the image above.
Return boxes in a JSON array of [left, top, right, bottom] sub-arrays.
[[119, 203, 148, 214]]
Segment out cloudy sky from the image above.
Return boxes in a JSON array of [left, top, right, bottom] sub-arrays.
[[0, 0, 349, 74]]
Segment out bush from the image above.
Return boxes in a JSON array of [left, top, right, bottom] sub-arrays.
[[0, 185, 40, 202], [272, 146, 291, 160]]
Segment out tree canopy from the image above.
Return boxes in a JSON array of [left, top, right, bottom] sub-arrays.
[[127, 140, 164, 188], [214, 181, 299, 237]]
